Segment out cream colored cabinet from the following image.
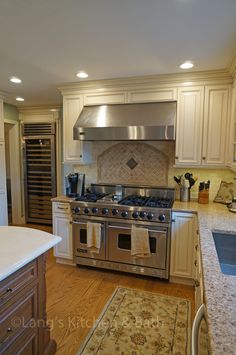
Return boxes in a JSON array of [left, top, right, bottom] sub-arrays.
[[202, 86, 230, 166], [170, 212, 197, 281], [53, 202, 73, 262], [127, 88, 177, 103], [63, 95, 92, 164], [175, 86, 204, 166], [84, 92, 126, 106], [176, 85, 230, 167]]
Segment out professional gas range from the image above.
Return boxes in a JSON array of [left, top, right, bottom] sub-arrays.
[[71, 184, 174, 279]]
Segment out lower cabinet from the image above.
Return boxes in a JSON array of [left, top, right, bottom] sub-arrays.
[[170, 212, 198, 281], [0, 256, 56, 354], [52, 202, 73, 262]]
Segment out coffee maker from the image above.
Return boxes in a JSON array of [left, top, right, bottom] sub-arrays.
[[65, 173, 85, 197]]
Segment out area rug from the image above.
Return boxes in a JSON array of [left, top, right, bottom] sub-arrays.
[[78, 287, 191, 355]]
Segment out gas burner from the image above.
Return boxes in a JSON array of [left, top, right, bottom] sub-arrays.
[[75, 192, 108, 202], [119, 195, 149, 206], [145, 197, 173, 208]]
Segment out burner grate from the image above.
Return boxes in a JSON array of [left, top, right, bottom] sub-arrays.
[[75, 193, 108, 202]]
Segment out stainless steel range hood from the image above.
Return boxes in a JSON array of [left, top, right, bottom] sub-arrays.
[[73, 101, 176, 141]]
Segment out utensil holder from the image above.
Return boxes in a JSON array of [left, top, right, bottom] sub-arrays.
[[180, 187, 190, 202]]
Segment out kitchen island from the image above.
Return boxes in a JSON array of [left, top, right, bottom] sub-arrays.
[[173, 201, 236, 355], [0, 226, 61, 354]]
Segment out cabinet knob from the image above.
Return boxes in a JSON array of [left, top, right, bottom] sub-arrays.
[[194, 279, 200, 287], [175, 156, 178, 159], [202, 157, 206, 160]]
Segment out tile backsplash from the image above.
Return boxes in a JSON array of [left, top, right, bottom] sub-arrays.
[[71, 141, 235, 201]]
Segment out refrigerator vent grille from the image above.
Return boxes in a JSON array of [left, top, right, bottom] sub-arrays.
[[23, 123, 55, 136]]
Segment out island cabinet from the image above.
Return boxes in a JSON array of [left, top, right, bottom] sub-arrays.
[[175, 85, 230, 167], [52, 201, 73, 263], [170, 212, 198, 283], [0, 255, 56, 355]]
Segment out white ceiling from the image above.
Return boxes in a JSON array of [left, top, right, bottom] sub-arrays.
[[0, 0, 236, 107]]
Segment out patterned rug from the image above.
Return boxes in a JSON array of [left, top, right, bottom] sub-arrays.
[[78, 287, 191, 355]]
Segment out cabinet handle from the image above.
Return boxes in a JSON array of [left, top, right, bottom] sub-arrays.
[[196, 230, 199, 235], [175, 156, 179, 159], [195, 244, 198, 251], [0, 327, 13, 345], [202, 157, 206, 160], [194, 279, 200, 287], [57, 206, 68, 210], [171, 219, 175, 223], [194, 260, 197, 267]]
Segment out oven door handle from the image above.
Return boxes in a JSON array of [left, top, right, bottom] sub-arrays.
[[108, 225, 166, 233], [73, 221, 104, 227]]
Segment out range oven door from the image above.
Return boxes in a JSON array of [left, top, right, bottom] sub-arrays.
[[108, 223, 168, 269], [73, 220, 106, 260]]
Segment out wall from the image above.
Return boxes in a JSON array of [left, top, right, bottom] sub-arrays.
[[4, 103, 19, 121], [73, 141, 235, 201]]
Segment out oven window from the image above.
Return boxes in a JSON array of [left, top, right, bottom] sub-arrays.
[[118, 233, 156, 253], [80, 229, 87, 244]]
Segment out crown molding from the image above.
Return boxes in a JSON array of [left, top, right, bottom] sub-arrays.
[[58, 69, 232, 95], [18, 105, 61, 113]]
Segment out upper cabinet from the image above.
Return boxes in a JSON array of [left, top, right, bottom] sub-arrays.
[[127, 88, 177, 103], [84, 92, 126, 106], [63, 95, 92, 164], [175, 85, 230, 167], [202, 86, 230, 166], [175, 86, 204, 166]]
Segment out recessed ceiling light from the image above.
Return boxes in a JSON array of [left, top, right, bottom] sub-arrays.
[[179, 61, 194, 69], [16, 97, 24, 102], [10, 76, 22, 83], [76, 71, 88, 79]]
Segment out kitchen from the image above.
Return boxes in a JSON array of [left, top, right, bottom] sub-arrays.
[[0, 1, 236, 354]]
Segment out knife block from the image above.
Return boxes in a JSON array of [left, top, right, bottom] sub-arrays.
[[198, 190, 209, 204]]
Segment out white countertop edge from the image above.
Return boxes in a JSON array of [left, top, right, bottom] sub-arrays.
[[0, 236, 61, 282]]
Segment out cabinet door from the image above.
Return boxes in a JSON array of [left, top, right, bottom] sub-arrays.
[[84, 92, 126, 106], [63, 95, 86, 163], [128, 88, 177, 103], [53, 214, 72, 259], [202, 86, 230, 166], [175, 87, 204, 166], [171, 212, 197, 279]]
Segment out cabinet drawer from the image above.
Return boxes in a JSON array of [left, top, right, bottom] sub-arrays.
[[1, 326, 38, 355], [53, 202, 70, 214], [0, 261, 37, 308], [0, 284, 38, 352]]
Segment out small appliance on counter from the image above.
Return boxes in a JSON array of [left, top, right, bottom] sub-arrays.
[[65, 173, 85, 197], [228, 197, 236, 213]]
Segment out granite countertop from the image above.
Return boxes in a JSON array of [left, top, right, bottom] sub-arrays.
[[0, 226, 61, 282], [173, 201, 236, 355]]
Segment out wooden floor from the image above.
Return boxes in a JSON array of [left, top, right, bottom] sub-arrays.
[[23, 224, 195, 355]]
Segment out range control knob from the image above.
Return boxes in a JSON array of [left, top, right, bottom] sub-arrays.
[[121, 211, 128, 218], [132, 211, 139, 218], [147, 213, 154, 220], [158, 214, 166, 222], [102, 208, 109, 215], [112, 209, 119, 216], [84, 208, 90, 214], [73, 207, 80, 213], [139, 211, 147, 218], [92, 207, 98, 214]]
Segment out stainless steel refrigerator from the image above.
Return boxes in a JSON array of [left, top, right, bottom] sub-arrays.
[[22, 123, 57, 225]]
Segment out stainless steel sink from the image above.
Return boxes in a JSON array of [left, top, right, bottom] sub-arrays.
[[212, 231, 236, 276]]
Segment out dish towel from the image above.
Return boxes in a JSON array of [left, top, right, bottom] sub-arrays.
[[86, 222, 102, 254], [131, 226, 151, 258]]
